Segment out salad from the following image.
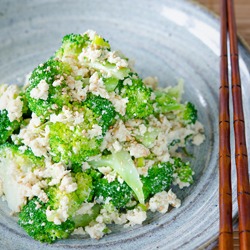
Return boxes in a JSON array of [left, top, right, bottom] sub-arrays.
[[0, 30, 205, 243]]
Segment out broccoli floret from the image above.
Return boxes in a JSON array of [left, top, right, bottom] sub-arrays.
[[56, 33, 90, 59], [48, 105, 102, 171], [118, 76, 154, 119], [153, 90, 183, 114], [74, 172, 94, 202], [0, 84, 29, 144], [0, 143, 44, 211], [83, 93, 117, 134], [181, 102, 197, 125], [91, 173, 134, 209], [141, 162, 174, 200], [153, 87, 197, 125], [46, 174, 92, 217], [89, 151, 144, 205], [173, 158, 194, 185], [164, 81, 184, 102], [18, 171, 93, 243], [25, 58, 72, 119], [0, 110, 20, 144], [18, 197, 75, 243]]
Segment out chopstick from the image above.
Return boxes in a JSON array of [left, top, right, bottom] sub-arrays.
[[219, 0, 250, 249]]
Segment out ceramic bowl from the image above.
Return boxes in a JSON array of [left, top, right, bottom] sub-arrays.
[[0, 0, 250, 249]]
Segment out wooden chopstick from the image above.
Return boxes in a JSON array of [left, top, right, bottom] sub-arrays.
[[220, 0, 250, 249], [219, 0, 233, 249]]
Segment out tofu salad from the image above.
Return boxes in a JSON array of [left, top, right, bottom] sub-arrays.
[[0, 30, 205, 243]]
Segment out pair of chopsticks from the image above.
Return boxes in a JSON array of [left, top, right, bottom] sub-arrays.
[[219, 0, 250, 249]]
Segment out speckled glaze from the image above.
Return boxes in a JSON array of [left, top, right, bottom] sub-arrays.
[[0, 0, 250, 249]]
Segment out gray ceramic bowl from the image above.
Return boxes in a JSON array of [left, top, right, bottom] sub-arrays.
[[0, 0, 250, 249]]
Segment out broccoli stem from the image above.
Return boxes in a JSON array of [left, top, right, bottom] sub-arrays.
[[89, 151, 145, 204]]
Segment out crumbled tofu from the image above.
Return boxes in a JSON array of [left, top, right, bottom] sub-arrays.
[[84, 30, 97, 40], [123, 78, 133, 86], [34, 160, 69, 187], [125, 207, 147, 227], [52, 79, 61, 87], [72, 227, 86, 235], [107, 51, 128, 68], [0, 84, 23, 122], [104, 171, 117, 183], [111, 120, 131, 142], [149, 190, 181, 214], [108, 93, 128, 116], [46, 196, 69, 225], [59, 175, 78, 193], [143, 76, 158, 89], [18, 121, 50, 157], [98, 166, 112, 175], [88, 72, 110, 99], [192, 133, 205, 146], [112, 140, 122, 152], [138, 124, 147, 136], [85, 222, 107, 239], [82, 161, 91, 171], [75, 203, 95, 215], [96, 204, 127, 225], [30, 80, 49, 100], [0, 148, 46, 212], [80, 46, 102, 62], [172, 173, 192, 189], [129, 143, 150, 158], [88, 124, 103, 139], [67, 76, 89, 102], [50, 106, 84, 126]]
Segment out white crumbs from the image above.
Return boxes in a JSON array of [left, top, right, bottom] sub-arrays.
[[149, 190, 181, 214], [0, 84, 23, 122], [30, 80, 49, 100], [46, 196, 69, 225], [88, 124, 103, 139], [85, 222, 107, 239], [17, 116, 50, 157], [59, 175, 77, 193], [124, 207, 147, 227], [129, 143, 150, 158]]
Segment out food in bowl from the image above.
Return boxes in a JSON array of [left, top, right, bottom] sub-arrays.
[[0, 30, 205, 243]]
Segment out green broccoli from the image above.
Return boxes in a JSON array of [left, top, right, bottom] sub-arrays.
[[18, 171, 94, 243], [91, 172, 134, 209], [56, 31, 130, 81], [25, 58, 72, 119], [0, 143, 44, 212], [118, 76, 154, 119], [153, 89, 197, 124], [173, 158, 194, 185], [0, 84, 29, 144], [141, 162, 174, 200], [48, 105, 102, 172], [18, 197, 75, 243], [0, 110, 20, 144], [153, 90, 183, 114], [181, 102, 197, 125], [56, 32, 111, 60], [55, 33, 90, 59], [83, 93, 117, 134], [46, 172, 93, 217], [89, 150, 144, 204]]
